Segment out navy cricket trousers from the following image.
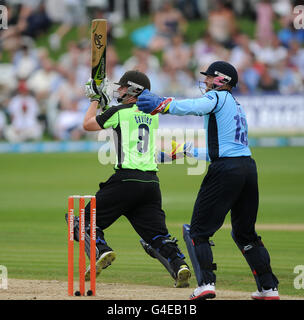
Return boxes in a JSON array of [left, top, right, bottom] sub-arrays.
[[190, 156, 259, 245]]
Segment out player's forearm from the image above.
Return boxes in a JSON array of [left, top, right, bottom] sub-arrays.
[[168, 97, 216, 116], [83, 101, 102, 131]]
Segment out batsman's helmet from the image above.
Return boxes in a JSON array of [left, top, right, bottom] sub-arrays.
[[114, 70, 151, 91], [200, 61, 238, 87]]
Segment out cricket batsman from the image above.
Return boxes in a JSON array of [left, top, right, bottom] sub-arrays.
[[67, 70, 191, 288]]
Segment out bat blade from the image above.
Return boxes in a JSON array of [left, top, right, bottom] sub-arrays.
[[91, 19, 107, 86]]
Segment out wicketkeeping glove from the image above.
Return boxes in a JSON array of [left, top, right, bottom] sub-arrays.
[[137, 89, 173, 115]]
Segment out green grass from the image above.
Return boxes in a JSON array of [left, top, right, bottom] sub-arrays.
[[0, 147, 304, 297]]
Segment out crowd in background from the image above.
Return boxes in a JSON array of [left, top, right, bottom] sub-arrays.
[[0, 0, 303, 142]]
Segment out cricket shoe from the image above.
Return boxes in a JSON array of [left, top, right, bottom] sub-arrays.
[[175, 265, 191, 288], [85, 251, 116, 281], [251, 288, 280, 300], [190, 283, 216, 300]]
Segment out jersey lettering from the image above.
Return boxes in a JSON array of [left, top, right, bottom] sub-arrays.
[[234, 114, 248, 146], [137, 123, 150, 153]]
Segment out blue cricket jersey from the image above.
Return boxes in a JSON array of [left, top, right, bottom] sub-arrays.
[[168, 90, 252, 162]]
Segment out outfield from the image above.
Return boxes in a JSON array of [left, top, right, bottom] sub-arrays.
[[0, 147, 303, 299]]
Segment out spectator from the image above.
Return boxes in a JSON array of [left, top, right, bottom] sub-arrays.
[[148, 0, 187, 52], [193, 32, 218, 71], [45, 0, 67, 24], [112, 0, 140, 20], [58, 40, 91, 88], [250, 35, 288, 67], [257, 65, 279, 92], [124, 47, 160, 73], [229, 33, 260, 93], [272, 0, 292, 18], [193, 32, 230, 76], [289, 40, 304, 79], [12, 37, 39, 80], [272, 58, 303, 95], [255, 0, 275, 45], [25, 53, 61, 133], [0, 1, 50, 57], [53, 104, 85, 141], [0, 109, 6, 139], [105, 45, 125, 82], [74, 43, 91, 88], [268, 35, 288, 66], [50, 62, 88, 140], [207, 0, 237, 49], [1, 0, 304, 142], [240, 64, 261, 93], [230, 0, 259, 18], [163, 33, 192, 73], [90, 8, 119, 45], [125, 59, 163, 96], [159, 62, 195, 98], [0, 3, 22, 55], [27, 55, 60, 108], [229, 33, 253, 71], [277, 16, 304, 48], [4, 80, 43, 142], [176, 0, 203, 19], [48, 0, 88, 51], [149, 0, 165, 13], [193, 32, 216, 61], [55, 71, 85, 112], [21, 1, 52, 39], [58, 41, 82, 72], [101, 45, 125, 104]]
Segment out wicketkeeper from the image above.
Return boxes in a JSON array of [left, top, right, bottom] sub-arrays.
[[136, 61, 280, 300]]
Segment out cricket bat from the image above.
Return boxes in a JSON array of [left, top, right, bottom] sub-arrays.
[[91, 19, 107, 86]]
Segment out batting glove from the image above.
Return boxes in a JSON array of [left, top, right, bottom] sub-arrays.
[[171, 140, 194, 160], [96, 78, 111, 107], [157, 141, 194, 163], [137, 89, 173, 115], [85, 78, 101, 102], [85, 78, 111, 107]]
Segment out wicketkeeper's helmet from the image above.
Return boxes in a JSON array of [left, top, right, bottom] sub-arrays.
[[200, 61, 238, 87]]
